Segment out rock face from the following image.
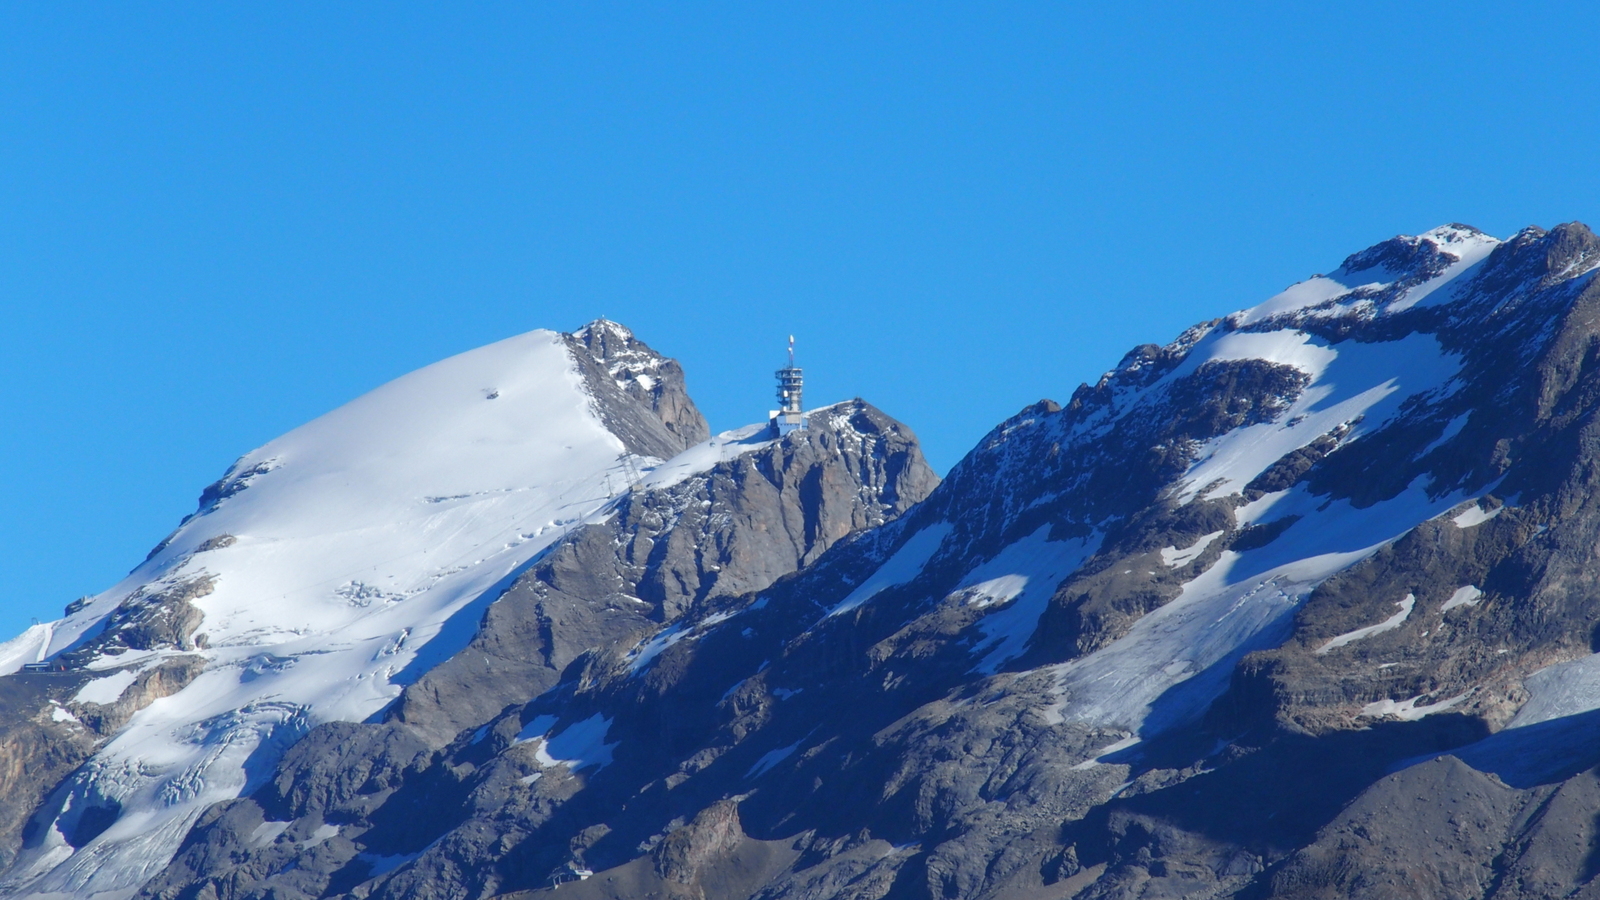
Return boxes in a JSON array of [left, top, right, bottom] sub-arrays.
[[132, 400, 937, 900], [566, 319, 711, 458], [390, 399, 937, 743], [25, 224, 1600, 900]]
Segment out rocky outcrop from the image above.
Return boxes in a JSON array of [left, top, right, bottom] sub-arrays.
[[389, 399, 936, 742], [67, 656, 207, 734], [651, 800, 746, 892], [67, 574, 215, 660], [565, 319, 711, 458], [0, 674, 100, 870]]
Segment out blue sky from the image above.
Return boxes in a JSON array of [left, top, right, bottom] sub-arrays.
[[3, 3, 1600, 635]]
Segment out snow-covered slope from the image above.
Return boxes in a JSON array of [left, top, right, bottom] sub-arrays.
[[0, 328, 744, 899], [20, 222, 1600, 900], [246, 220, 1600, 900]]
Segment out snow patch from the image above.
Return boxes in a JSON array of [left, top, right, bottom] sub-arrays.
[[1160, 531, 1223, 568], [72, 670, 139, 706], [1506, 655, 1600, 729], [1234, 277, 1354, 325], [962, 527, 1102, 674], [1419, 413, 1470, 458], [1361, 690, 1471, 720], [525, 714, 618, 772], [746, 737, 805, 779], [358, 850, 423, 877], [1441, 585, 1484, 612], [827, 522, 953, 618], [302, 823, 340, 849], [633, 424, 775, 493], [1177, 331, 1461, 502], [1318, 595, 1415, 654], [248, 820, 289, 848], [514, 714, 559, 745], [1070, 734, 1141, 771], [1048, 476, 1477, 737], [626, 611, 733, 674], [1453, 504, 1502, 528]]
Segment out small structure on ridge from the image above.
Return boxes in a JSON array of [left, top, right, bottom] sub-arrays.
[[769, 335, 808, 437]]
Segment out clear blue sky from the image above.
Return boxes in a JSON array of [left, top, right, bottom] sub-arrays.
[[4, 3, 1599, 636]]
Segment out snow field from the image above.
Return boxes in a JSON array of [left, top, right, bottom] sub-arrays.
[[825, 523, 952, 618], [957, 526, 1103, 674], [1441, 585, 1484, 612], [1360, 691, 1471, 721], [1176, 330, 1462, 503], [1453, 503, 1502, 528], [1, 330, 758, 899], [1044, 448, 1489, 739], [516, 713, 619, 772]]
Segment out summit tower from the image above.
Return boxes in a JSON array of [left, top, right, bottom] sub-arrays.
[[769, 335, 808, 436]]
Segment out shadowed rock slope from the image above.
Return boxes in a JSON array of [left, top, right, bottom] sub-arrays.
[[33, 224, 1600, 900]]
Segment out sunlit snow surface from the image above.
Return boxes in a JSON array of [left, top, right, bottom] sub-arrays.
[[978, 228, 1507, 748], [2, 330, 753, 900], [1175, 329, 1461, 503], [1232, 225, 1500, 325], [516, 713, 619, 772], [1318, 594, 1415, 654]]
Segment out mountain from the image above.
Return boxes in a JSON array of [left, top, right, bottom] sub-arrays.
[[0, 320, 935, 899], [12, 221, 1600, 900]]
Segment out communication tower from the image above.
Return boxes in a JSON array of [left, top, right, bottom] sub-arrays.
[[769, 335, 808, 437]]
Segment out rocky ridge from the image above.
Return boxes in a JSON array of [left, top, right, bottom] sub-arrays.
[[13, 223, 1600, 899], [0, 322, 936, 899]]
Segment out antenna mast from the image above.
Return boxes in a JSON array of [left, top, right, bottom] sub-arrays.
[[769, 335, 809, 437]]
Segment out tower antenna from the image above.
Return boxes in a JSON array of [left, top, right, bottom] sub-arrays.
[[769, 335, 809, 437]]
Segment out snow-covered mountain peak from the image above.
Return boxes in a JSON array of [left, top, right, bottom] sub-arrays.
[[49, 329, 620, 660], [0, 324, 753, 899], [569, 318, 659, 386], [1232, 223, 1502, 327], [1417, 222, 1493, 247], [572, 316, 634, 341]]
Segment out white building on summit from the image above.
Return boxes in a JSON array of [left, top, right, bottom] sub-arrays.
[[769, 335, 808, 437]]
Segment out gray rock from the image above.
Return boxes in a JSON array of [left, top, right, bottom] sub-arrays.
[[0, 673, 101, 870], [565, 319, 710, 458], [389, 398, 937, 743], [134, 397, 936, 900]]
